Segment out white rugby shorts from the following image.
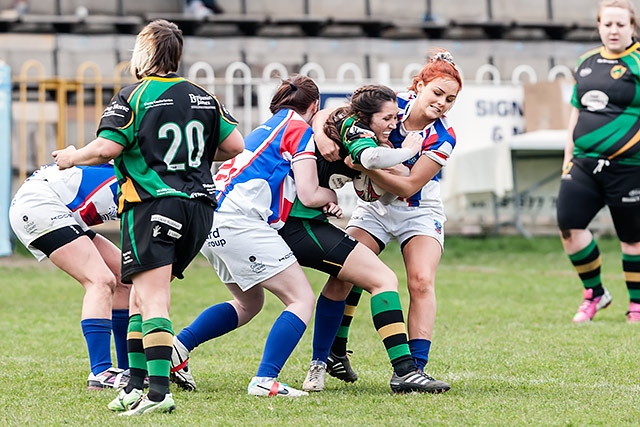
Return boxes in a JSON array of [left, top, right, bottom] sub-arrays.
[[200, 212, 298, 291], [9, 180, 85, 261], [347, 200, 446, 251]]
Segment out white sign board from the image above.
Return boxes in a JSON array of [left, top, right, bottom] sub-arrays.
[[445, 84, 525, 153]]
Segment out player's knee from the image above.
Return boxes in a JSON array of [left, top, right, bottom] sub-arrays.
[[94, 270, 117, 290], [408, 274, 435, 297], [83, 273, 117, 299], [113, 282, 131, 299], [560, 229, 572, 240], [236, 295, 264, 319], [370, 270, 399, 293]]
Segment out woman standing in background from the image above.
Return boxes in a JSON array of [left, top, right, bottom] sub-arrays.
[[557, 0, 640, 324]]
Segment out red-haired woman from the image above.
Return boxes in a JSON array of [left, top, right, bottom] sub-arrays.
[[310, 48, 462, 392]]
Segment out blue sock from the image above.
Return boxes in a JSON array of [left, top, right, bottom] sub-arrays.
[[256, 311, 306, 378], [311, 294, 346, 362], [408, 338, 431, 371], [81, 318, 112, 375], [111, 309, 129, 370], [177, 302, 238, 351]]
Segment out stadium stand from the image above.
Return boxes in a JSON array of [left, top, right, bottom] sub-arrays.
[[426, 0, 598, 41], [181, 36, 246, 80], [66, 0, 142, 35], [0, 33, 56, 76], [0, 0, 601, 40], [0, 0, 606, 85], [239, 37, 308, 79], [311, 0, 393, 38], [56, 34, 119, 79], [246, 0, 317, 37], [0, 0, 141, 34]]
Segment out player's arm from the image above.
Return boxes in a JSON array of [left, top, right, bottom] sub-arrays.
[[214, 128, 244, 161], [292, 157, 338, 208], [312, 108, 341, 162], [358, 132, 422, 169], [344, 119, 422, 169], [562, 107, 579, 173], [52, 137, 123, 170], [363, 155, 442, 199]]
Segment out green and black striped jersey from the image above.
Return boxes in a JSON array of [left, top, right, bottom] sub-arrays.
[[97, 73, 238, 213], [572, 41, 640, 165]]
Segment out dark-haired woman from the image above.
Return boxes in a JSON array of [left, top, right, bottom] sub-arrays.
[[170, 74, 339, 397], [313, 49, 462, 392], [276, 84, 447, 394]]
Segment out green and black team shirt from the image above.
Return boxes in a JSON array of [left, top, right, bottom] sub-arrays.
[[288, 114, 380, 221], [97, 73, 238, 213], [571, 41, 640, 165]]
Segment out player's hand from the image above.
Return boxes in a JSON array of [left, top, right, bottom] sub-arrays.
[[344, 156, 365, 172], [322, 202, 343, 218], [384, 164, 410, 176], [316, 135, 341, 162], [52, 146, 77, 170], [401, 131, 424, 157]]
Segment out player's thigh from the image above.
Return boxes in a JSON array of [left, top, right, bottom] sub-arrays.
[[172, 200, 214, 278], [556, 160, 604, 230], [610, 205, 640, 243], [339, 242, 397, 294], [346, 203, 389, 253], [604, 163, 640, 243], [93, 233, 122, 280], [261, 262, 315, 308], [346, 226, 384, 254], [223, 282, 264, 326], [280, 218, 358, 277], [48, 234, 114, 287], [10, 192, 78, 260], [203, 214, 297, 291]]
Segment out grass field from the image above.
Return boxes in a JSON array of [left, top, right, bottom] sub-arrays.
[[1, 235, 639, 426]]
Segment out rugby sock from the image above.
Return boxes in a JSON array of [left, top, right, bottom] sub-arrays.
[[331, 286, 363, 356], [569, 239, 604, 297], [142, 317, 173, 402], [111, 309, 129, 370], [409, 338, 431, 371], [177, 302, 239, 351], [311, 294, 346, 362], [255, 310, 306, 378], [371, 291, 414, 376], [124, 314, 146, 393], [81, 318, 112, 375], [622, 253, 640, 304]]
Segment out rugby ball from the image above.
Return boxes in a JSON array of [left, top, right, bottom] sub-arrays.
[[353, 173, 384, 202]]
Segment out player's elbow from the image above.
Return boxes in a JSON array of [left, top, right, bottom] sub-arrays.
[[224, 143, 244, 160], [94, 137, 123, 161], [297, 190, 317, 207], [395, 185, 420, 199], [297, 186, 334, 208], [216, 131, 245, 161]]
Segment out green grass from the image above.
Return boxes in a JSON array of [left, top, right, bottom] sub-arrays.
[[1, 236, 639, 426]]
